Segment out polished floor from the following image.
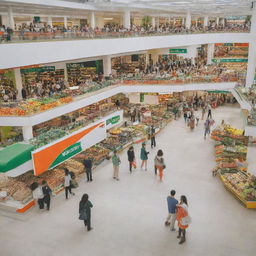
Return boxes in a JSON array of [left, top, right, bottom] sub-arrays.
[[0, 105, 256, 256]]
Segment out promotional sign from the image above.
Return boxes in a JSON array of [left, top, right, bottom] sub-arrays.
[[212, 58, 248, 63], [21, 66, 55, 74], [105, 110, 123, 129], [32, 122, 106, 176], [169, 49, 187, 54], [106, 115, 120, 126]]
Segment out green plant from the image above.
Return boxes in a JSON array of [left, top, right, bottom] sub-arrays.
[[142, 16, 151, 29]]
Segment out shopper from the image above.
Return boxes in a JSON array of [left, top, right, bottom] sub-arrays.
[[183, 111, 187, 123], [150, 125, 156, 148], [30, 182, 44, 210], [127, 146, 136, 173], [112, 150, 121, 180], [207, 105, 212, 119], [201, 106, 206, 120], [204, 118, 211, 139], [83, 158, 93, 182], [165, 190, 178, 231], [64, 168, 75, 199], [154, 149, 165, 181], [42, 180, 52, 211], [176, 195, 190, 244], [140, 142, 149, 171], [79, 194, 93, 231]]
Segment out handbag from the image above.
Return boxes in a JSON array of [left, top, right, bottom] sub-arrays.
[[181, 215, 192, 226], [131, 161, 137, 168], [79, 211, 87, 220], [71, 179, 79, 189]]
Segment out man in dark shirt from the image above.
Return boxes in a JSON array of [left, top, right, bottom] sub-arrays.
[[150, 125, 156, 148], [165, 190, 178, 231], [83, 158, 93, 182]]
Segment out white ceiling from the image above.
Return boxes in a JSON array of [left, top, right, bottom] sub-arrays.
[[0, 0, 252, 17]]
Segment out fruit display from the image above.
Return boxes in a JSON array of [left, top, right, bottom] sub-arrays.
[[0, 96, 73, 116], [211, 123, 256, 208], [247, 109, 256, 126], [72, 145, 110, 166]]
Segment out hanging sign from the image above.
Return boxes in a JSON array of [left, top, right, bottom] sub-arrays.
[[212, 59, 248, 63], [169, 49, 187, 54]]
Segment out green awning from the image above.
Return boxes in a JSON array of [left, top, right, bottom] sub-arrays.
[[207, 90, 229, 94], [0, 143, 34, 173]]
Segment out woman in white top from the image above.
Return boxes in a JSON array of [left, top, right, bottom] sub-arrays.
[[31, 182, 44, 209], [64, 168, 75, 199]]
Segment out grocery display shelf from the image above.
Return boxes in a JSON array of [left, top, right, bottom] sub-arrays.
[[0, 82, 236, 126], [219, 175, 256, 209]]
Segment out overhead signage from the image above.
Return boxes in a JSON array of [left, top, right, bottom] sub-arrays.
[[212, 59, 248, 63], [169, 49, 187, 54], [215, 43, 248, 47], [106, 115, 121, 126], [21, 66, 55, 74]]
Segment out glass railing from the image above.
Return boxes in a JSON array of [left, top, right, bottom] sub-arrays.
[[0, 27, 250, 44], [0, 74, 242, 117]]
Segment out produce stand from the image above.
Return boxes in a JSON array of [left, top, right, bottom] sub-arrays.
[[211, 124, 256, 208]]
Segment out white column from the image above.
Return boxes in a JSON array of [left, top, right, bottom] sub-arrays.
[[8, 6, 15, 29], [222, 17, 225, 26], [152, 17, 156, 27], [90, 12, 95, 29], [188, 45, 199, 65], [182, 18, 185, 25], [103, 55, 112, 76], [207, 44, 215, 65], [216, 17, 219, 26], [47, 16, 52, 27], [14, 68, 23, 100], [246, 5, 256, 87], [64, 16, 68, 28], [123, 10, 131, 29], [22, 126, 33, 141], [204, 16, 208, 27], [186, 11, 191, 29]]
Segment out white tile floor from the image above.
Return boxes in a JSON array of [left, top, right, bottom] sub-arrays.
[[0, 105, 256, 256]]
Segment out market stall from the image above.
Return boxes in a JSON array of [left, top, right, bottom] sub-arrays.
[[211, 124, 256, 208]]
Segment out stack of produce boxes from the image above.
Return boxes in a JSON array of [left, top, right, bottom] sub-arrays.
[[211, 124, 256, 208]]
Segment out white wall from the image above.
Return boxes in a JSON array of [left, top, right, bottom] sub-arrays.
[[0, 33, 250, 69]]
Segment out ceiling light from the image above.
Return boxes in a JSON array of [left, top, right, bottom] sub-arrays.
[[104, 17, 114, 20]]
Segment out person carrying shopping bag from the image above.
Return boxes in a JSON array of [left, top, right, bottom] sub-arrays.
[[79, 194, 93, 231], [176, 195, 191, 244], [154, 149, 165, 181]]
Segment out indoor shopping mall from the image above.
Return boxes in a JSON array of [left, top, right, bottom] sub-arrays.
[[0, 1, 256, 256]]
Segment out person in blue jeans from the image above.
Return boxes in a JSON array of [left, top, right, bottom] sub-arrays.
[[165, 190, 178, 231]]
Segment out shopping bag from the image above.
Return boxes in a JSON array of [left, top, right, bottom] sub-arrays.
[[131, 161, 137, 168], [181, 215, 192, 226], [71, 179, 79, 189], [79, 211, 87, 220]]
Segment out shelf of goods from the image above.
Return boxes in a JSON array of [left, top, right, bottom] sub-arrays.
[[0, 104, 173, 212], [211, 124, 256, 208]]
